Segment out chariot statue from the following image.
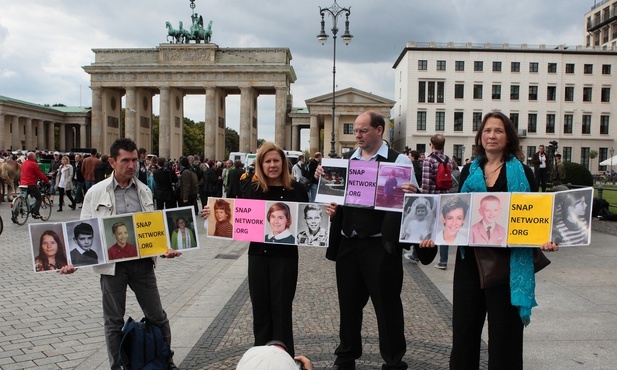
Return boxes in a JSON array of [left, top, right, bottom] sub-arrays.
[[165, 2, 213, 44]]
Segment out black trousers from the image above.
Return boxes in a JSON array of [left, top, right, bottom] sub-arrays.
[[334, 237, 407, 369], [248, 253, 298, 356], [451, 247, 523, 370], [535, 167, 547, 192]]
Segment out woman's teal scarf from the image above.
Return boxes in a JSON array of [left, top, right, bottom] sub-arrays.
[[461, 155, 537, 326]]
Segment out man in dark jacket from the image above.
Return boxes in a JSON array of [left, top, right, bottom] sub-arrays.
[[179, 156, 199, 214], [94, 155, 113, 183], [226, 160, 244, 198], [73, 154, 85, 205]]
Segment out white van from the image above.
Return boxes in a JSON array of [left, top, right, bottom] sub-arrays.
[[229, 152, 247, 164]]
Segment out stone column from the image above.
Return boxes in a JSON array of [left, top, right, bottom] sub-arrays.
[[24, 118, 32, 150], [274, 88, 287, 148], [309, 115, 320, 156], [11, 116, 20, 150], [125, 87, 137, 140], [0, 114, 5, 150], [37, 120, 45, 149], [91, 87, 103, 150], [239, 87, 252, 153], [47, 122, 55, 151], [159, 86, 171, 160], [79, 123, 87, 148], [204, 87, 216, 160], [292, 125, 300, 151], [58, 123, 66, 151]]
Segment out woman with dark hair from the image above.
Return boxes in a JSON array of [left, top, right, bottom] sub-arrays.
[[35, 230, 68, 271], [213, 199, 233, 238], [170, 216, 196, 250], [420, 111, 558, 369], [264, 202, 295, 243], [202, 141, 308, 356]]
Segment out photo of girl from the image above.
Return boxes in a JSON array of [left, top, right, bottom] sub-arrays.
[[206, 198, 234, 239], [434, 194, 471, 246], [399, 195, 437, 243], [264, 201, 298, 245], [29, 223, 68, 272]]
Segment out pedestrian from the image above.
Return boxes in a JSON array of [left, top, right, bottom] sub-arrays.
[[153, 157, 178, 210], [321, 110, 417, 370], [59, 138, 182, 370], [532, 145, 548, 192], [55, 155, 76, 211], [81, 148, 100, 193], [553, 154, 566, 186]]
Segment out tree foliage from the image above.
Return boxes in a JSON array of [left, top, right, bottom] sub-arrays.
[[563, 162, 593, 186], [225, 127, 239, 159], [183, 118, 204, 156]]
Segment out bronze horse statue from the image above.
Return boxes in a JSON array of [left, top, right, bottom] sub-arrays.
[[166, 21, 185, 44], [166, 15, 212, 44]]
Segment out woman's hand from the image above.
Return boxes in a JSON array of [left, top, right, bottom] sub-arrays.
[[202, 206, 210, 219], [325, 202, 338, 218], [401, 182, 418, 193], [540, 241, 559, 252], [58, 264, 76, 274], [419, 239, 437, 248]]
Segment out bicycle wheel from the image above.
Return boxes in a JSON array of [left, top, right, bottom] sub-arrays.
[[39, 196, 52, 221], [0, 215, 3, 235], [12, 197, 29, 225]]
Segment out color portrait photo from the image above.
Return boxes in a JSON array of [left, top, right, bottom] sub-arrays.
[[29, 223, 68, 273], [469, 193, 510, 247], [264, 201, 298, 245], [434, 193, 472, 246], [374, 163, 413, 211], [206, 198, 235, 239], [165, 206, 199, 251], [101, 215, 139, 262]]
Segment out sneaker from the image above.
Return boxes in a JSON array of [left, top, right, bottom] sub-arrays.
[[32, 214, 42, 219], [404, 253, 419, 263], [434, 263, 447, 270]]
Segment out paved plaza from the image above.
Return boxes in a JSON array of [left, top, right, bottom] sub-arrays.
[[0, 202, 616, 369]]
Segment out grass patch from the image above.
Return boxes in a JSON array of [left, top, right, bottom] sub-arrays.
[[595, 184, 617, 209]]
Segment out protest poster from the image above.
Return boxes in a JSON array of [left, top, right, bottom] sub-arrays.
[[468, 193, 511, 247], [344, 160, 379, 207], [399, 194, 439, 243], [551, 187, 593, 246], [135, 211, 170, 256], [507, 193, 553, 247], [64, 218, 107, 267], [264, 201, 299, 245], [101, 215, 140, 262], [374, 163, 413, 212], [296, 203, 329, 247], [315, 158, 348, 204], [433, 193, 472, 246], [29, 222, 69, 273], [233, 198, 267, 243], [164, 206, 199, 251], [205, 198, 235, 239]]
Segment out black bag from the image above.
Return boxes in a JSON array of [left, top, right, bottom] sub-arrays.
[[119, 317, 170, 370]]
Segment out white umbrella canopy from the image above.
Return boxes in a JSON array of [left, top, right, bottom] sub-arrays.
[[599, 155, 617, 166]]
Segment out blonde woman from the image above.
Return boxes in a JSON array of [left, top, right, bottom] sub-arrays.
[[55, 155, 76, 211]]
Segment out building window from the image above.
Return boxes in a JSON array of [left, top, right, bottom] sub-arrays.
[[455, 61, 465, 71], [492, 84, 501, 99], [602, 64, 611, 74], [510, 85, 520, 100], [527, 146, 536, 164], [417, 144, 427, 154], [473, 84, 483, 99], [565, 86, 574, 101], [566, 63, 575, 73], [473, 112, 483, 131], [436, 81, 444, 103], [529, 86, 538, 101], [510, 113, 519, 130], [581, 147, 590, 169], [583, 87, 593, 102], [492, 61, 502, 71], [474, 61, 484, 72], [564, 114, 573, 133], [418, 60, 427, 70], [582, 115, 592, 134], [600, 115, 610, 134], [528, 113, 537, 133], [547, 86, 556, 101], [529, 62, 539, 73], [599, 148, 608, 171], [417, 111, 427, 131], [437, 60, 446, 71], [418, 81, 425, 103], [454, 84, 465, 99], [546, 114, 555, 133], [601, 87, 611, 102], [563, 147, 572, 162], [548, 63, 557, 73], [343, 123, 354, 134], [511, 62, 520, 72], [454, 112, 464, 131], [428, 81, 435, 103], [584, 64, 593, 74], [453, 145, 464, 162], [435, 111, 445, 131]]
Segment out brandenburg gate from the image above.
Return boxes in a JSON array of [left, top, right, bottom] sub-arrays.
[[83, 43, 296, 160]]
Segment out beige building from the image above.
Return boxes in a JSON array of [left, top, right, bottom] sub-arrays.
[[392, 41, 617, 173], [585, 0, 617, 49]]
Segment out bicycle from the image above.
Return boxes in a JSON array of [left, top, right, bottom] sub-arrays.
[[10, 180, 52, 225]]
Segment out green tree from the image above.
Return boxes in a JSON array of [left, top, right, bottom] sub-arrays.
[[225, 127, 239, 159], [183, 118, 204, 156], [589, 150, 598, 171], [151, 114, 159, 155], [257, 138, 265, 149]]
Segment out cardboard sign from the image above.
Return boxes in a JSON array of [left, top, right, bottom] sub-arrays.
[[233, 198, 266, 242], [507, 193, 553, 246], [345, 160, 379, 207], [135, 211, 169, 257]]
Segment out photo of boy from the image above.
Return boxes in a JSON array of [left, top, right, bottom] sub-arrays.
[[68, 221, 104, 267]]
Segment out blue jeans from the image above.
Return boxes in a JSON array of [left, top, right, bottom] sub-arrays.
[[310, 183, 318, 203], [84, 180, 96, 193], [73, 181, 84, 203], [439, 245, 449, 265]]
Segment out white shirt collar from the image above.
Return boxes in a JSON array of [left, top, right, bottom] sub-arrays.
[[349, 142, 389, 161]]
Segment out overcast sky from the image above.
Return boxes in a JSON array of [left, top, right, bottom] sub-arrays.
[[0, 0, 593, 150]]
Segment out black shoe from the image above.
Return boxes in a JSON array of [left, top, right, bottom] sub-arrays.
[[332, 361, 356, 370], [57, 208, 62, 212], [32, 214, 41, 219], [70, 204, 76, 210]]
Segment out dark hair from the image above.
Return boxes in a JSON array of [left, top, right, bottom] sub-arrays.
[[474, 111, 524, 163], [366, 110, 386, 131], [410, 150, 420, 161], [303, 204, 322, 218], [180, 156, 190, 168], [37, 230, 68, 270], [110, 138, 137, 160], [101, 154, 109, 163], [441, 196, 469, 218], [267, 202, 292, 229], [430, 134, 446, 151], [90, 148, 98, 155], [214, 199, 232, 219], [157, 157, 167, 167], [176, 217, 187, 227], [138, 148, 147, 156], [73, 222, 94, 238]]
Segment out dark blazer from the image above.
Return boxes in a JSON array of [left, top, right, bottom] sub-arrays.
[[153, 168, 177, 201]]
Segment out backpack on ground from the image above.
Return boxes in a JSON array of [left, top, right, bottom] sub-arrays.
[[119, 317, 170, 370], [431, 154, 453, 190]]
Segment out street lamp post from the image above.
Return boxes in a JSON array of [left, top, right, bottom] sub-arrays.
[[317, 0, 352, 158], [610, 147, 614, 176]]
